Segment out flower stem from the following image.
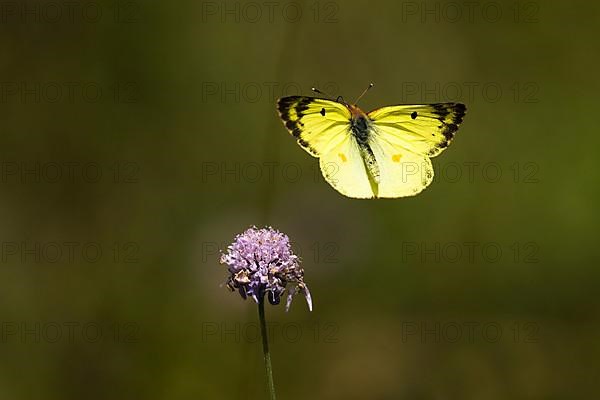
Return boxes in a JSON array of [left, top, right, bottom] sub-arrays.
[[258, 297, 277, 400]]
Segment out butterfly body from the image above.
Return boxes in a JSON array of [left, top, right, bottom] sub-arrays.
[[277, 94, 466, 199], [348, 105, 370, 142]]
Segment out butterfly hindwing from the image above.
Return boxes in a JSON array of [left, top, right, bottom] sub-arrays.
[[319, 134, 376, 199], [367, 133, 434, 197]]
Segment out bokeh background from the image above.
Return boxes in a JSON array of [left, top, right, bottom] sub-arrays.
[[1, 0, 599, 399]]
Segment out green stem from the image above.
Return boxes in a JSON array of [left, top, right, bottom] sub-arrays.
[[258, 297, 277, 400]]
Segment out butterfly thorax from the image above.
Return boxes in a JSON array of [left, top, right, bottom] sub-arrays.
[[347, 104, 370, 144], [344, 103, 380, 193]]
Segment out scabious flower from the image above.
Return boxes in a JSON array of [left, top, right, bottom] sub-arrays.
[[220, 226, 312, 312]]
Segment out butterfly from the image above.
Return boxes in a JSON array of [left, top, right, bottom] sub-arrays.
[[276, 84, 466, 199]]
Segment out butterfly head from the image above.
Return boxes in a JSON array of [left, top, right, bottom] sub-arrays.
[[346, 82, 373, 120], [347, 103, 368, 117]]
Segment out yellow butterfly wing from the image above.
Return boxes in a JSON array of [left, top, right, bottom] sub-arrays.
[[367, 136, 435, 197], [277, 96, 351, 156], [367, 103, 466, 197], [367, 103, 466, 157], [318, 135, 377, 199], [277, 96, 376, 198]]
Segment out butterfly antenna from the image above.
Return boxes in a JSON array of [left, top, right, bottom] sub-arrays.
[[312, 87, 334, 99], [354, 83, 374, 105]]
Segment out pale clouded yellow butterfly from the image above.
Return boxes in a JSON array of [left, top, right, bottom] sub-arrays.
[[277, 84, 466, 199]]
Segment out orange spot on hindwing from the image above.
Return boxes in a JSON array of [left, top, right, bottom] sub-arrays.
[[392, 154, 402, 162], [338, 153, 348, 162]]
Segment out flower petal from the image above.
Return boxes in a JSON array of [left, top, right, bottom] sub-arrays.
[[301, 284, 313, 312], [285, 286, 296, 312]]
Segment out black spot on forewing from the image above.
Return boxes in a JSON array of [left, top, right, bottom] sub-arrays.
[[411, 111, 417, 119], [320, 107, 326, 116]]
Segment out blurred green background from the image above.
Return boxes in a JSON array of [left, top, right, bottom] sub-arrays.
[[1, 0, 599, 399]]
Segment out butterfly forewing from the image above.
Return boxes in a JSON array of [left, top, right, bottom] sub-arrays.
[[367, 103, 466, 157], [277, 96, 351, 156]]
